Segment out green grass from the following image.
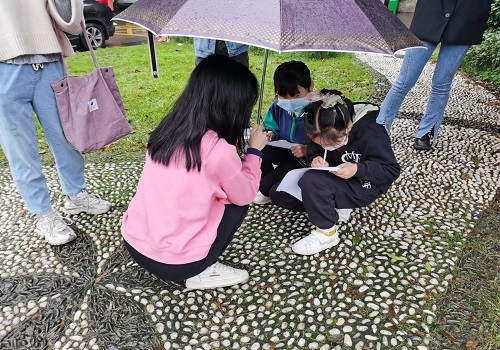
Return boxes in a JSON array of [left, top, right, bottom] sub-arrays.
[[0, 40, 373, 162], [429, 200, 500, 349]]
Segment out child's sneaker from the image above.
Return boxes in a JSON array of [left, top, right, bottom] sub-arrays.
[[64, 191, 112, 215], [336, 208, 352, 223], [292, 226, 341, 255], [36, 214, 76, 246], [185, 262, 249, 289], [253, 191, 271, 205]]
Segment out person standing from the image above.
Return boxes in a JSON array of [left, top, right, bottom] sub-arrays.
[[376, 0, 493, 150], [193, 38, 249, 67], [0, 0, 112, 246]]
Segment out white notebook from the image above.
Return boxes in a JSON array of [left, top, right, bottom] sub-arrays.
[[276, 167, 340, 201]]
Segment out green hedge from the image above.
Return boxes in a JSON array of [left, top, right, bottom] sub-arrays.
[[488, 0, 500, 29], [461, 1, 500, 86]]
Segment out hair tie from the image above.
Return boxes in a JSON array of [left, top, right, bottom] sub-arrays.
[[305, 91, 344, 109]]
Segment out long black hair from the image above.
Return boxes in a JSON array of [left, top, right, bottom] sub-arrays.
[[304, 89, 354, 140], [147, 55, 258, 171]]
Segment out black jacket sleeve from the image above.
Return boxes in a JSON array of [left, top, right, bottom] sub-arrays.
[[353, 130, 400, 189]]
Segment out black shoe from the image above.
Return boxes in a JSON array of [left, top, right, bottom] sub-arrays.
[[414, 134, 432, 150]]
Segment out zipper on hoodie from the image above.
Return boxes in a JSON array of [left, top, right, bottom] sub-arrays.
[[289, 110, 305, 142]]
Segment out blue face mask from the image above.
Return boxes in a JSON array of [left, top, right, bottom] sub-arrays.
[[277, 97, 310, 115]]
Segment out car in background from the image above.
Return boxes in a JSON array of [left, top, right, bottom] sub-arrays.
[[114, 0, 138, 11], [67, 0, 115, 50], [96, 0, 113, 10]]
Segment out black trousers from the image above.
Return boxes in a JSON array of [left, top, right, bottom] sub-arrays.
[[259, 146, 304, 197], [123, 204, 249, 282], [269, 170, 381, 229]]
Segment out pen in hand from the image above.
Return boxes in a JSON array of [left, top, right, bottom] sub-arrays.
[[323, 148, 327, 161]]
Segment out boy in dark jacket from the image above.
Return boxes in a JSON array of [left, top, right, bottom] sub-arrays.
[[253, 61, 313, 204], [269, 89, 400, 255]]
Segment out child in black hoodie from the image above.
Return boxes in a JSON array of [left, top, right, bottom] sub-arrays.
[[269, 89, 400, 255]]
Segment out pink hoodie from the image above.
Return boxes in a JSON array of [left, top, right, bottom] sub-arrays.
[[121, 130, 261, 264]]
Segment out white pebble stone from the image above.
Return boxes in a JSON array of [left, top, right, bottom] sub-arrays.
[[344, 334, 352, 347], [343, 325, 352, 333], [359, 286, 369, 293]]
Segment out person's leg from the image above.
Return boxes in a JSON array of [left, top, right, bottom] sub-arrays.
[[194, 56, 204, 66], [214, 40, 229, 56], [415, 43, 471, 140], [32, 60, 87, 197], [229, 51, 249, 68], [256, 147, 302, 203], [300, 171, 380, 229], [291, 171, 380, 255], [0, 63, 76, 245], [0, 63, 52, 214], [124, 204, 249, 284], [262, 147, 302, 173], [259, 157, 302, 197], [269, 182, 306, 212], [200, 204, 249, 266], [376, 41, 437, 132], [260, 146, 292, 176]]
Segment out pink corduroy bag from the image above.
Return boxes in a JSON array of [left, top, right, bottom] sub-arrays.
[[51, 22, 132, 152]]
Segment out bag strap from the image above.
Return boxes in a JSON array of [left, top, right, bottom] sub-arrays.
[[79, 21, 100, 69], [58, 21, 101, 77]]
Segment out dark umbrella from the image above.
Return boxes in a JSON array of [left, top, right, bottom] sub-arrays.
[[114, 0, 423, 118]]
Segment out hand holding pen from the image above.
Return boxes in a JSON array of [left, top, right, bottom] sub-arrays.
[[311, 149, 329, 167]]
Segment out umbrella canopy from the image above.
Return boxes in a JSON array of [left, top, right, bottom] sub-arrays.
[[114, 0, 422, 55], [114, 0, 423, 119]]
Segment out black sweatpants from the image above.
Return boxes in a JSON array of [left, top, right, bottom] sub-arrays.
[[269, 170, 381, 229], [259, 146, 304, 196], [123, 204, 249, 282]]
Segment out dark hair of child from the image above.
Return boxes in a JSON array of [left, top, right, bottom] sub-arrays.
[[303, 89, 355, 141], [273, 61, 312, 97], [147, 55, 258, 171]]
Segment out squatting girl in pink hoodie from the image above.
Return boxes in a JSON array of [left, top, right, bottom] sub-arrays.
[[122, 55, 270, 289]]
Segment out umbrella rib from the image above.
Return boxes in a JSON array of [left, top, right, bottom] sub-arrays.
[[279, 0, 283, 52]]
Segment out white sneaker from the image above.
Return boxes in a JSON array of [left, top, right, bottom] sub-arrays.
[[64, 191, 112, 215], [253, 191, 271, 205], [292, 226, 341, 255], [36, 214, 76, 245], [336, 208, 352, 223], [185, 262, 249, 289]]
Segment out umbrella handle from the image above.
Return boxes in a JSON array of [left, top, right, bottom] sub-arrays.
[[257, 49, 269, 124], [147, 31, 159, 78]]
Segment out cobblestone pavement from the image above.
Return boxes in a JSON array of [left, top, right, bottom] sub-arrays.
[[1, 54, 499, 350]]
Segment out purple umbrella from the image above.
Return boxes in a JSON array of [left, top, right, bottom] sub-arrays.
[[115, 0, 421, 54], [114, 0, 423, 117]]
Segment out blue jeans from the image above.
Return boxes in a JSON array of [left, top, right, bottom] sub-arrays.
[[376, 41, 471, 139], [193, 38, 249, 58], [0, 61, 86, 214]]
